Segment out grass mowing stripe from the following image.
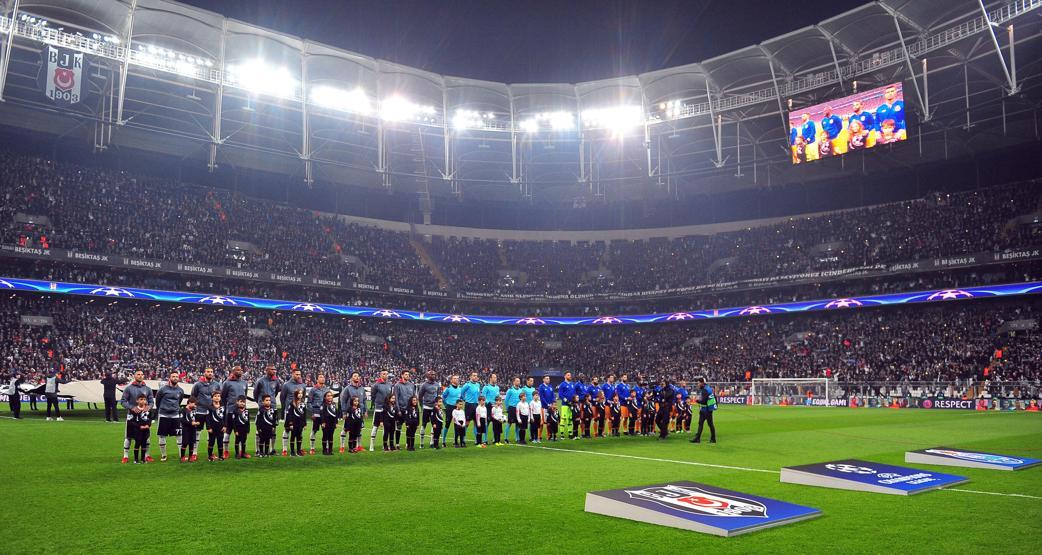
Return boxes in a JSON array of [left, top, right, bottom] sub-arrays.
[[947, 488, 1042, 499], [518, 443, 780, 474], [521, 443, 1042, 501]]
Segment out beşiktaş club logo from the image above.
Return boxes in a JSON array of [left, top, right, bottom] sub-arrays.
[[825, 463, 876, 474], [924, 449, 1024, 465], [625, 485, 768, 518]]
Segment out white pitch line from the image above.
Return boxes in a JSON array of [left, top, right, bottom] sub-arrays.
[[517, 443, 779, 474], [947, 488, 1042, 500], [521, 444, 1041, 500]]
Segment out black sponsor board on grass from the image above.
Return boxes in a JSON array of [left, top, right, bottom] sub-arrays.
[[905, 448, 1042, 471], [583, 481, 821, 537], [780, 459, 968, 495]]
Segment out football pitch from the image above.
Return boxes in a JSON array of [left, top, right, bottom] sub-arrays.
[[1, 406, 1039, 553]]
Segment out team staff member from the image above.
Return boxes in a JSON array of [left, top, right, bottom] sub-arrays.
[[7, 371, 23, 419], [481, 374, 500, 442], [460, 372, 482, 444], [280, 369, 306, 455], [655, 379, 675, 440], [417, 371, 439, 449], [253, 366, 283, 414], [690, 378, 718, 444], [440, 375, 462, 448], [120, 370, 154, 464], [220, 366, 248, 459], [101, 372, 120, 422], [307, 373, 331, 454], [155, 371, 185, 462], [369, 371, 392, 452], [44, 371, 63, 421], [340, 372, 368, 453], [190, 367, 220, 452], [503, 378, 522, 443]]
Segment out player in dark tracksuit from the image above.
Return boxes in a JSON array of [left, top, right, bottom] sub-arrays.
[[656, 381, 675, 439], [255, 395, 278, 457], [220, 367, 248, 458], [417, 372, 440, 450], [306, 374, 331, 455]]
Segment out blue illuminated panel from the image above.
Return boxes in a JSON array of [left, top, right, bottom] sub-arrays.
[[0, 277, 1039, 326]]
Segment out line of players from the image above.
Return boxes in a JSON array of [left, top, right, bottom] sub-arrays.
[[118, 366, 713, 464], [790, 85, 906, 163]]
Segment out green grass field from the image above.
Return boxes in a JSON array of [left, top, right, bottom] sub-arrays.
[[1, 406, 1039, 553]]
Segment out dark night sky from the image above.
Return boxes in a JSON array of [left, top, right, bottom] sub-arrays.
[[178, 0, 868, 83]]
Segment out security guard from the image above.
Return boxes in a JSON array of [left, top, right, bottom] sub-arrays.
[[690, 377, 717, 444]]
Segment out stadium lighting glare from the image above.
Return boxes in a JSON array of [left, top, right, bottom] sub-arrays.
[[518, 111, 574, 133], [660, 99, 684, 119], [379, 95, 436, 123], [226, 59, 298, 99], [311, 85, 373, 115], [581, 105, 644, 132], [452, 109, 487, 130], [519, 118, 539, 133]]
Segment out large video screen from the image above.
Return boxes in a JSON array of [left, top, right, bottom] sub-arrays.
[[789, 83, 907, 164]]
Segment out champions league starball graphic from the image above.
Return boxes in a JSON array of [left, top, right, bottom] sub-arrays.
[[906, 447, 1041, 471], [927, 289, 974, 301], [1, 277, 1041, 326], [824, 298, 863, 309]]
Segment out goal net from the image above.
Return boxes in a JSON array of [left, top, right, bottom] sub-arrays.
[[750, 378, 831, 406]]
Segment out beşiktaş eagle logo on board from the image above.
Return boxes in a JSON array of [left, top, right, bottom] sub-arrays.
[[625, 485, 768, 518], [924, 449, 1024, 465], [41, 46, 86, 105]]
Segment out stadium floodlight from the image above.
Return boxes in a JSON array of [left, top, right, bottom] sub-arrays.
[[226, 59, 298, 99], [379, 95, 436, 123], [453, 109, 496, 130], [452, 109, 479, 130], [311, 85, 373, 115], [518, 111, 574, 133], [581, 105, 644, 132], [659, 99, 684, 119]]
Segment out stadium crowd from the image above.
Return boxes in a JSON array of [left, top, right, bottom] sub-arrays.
[[2, 293, 1039, 393], [2, 151, 1039, 297]]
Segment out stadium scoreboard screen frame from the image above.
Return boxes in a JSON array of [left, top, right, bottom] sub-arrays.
[[788, 82, 907, 164]]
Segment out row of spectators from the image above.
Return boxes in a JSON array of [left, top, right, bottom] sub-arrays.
[[4, 257, 1040, 318], [0, 152, 438, 290], [2, 151, 1039, 297], [3, 292, 1038, 394], [429, 184, 1042, 294]]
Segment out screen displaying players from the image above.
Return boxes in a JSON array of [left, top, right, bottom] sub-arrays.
[[788, 83, 907, 164]]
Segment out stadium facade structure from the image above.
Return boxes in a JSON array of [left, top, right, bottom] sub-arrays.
[[0, 0, 1039, 215]]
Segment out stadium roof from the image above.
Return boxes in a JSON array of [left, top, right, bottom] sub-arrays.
[[0, 0, 1040, 205]]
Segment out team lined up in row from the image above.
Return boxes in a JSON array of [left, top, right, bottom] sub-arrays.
[[118, 366, 718, 463]]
